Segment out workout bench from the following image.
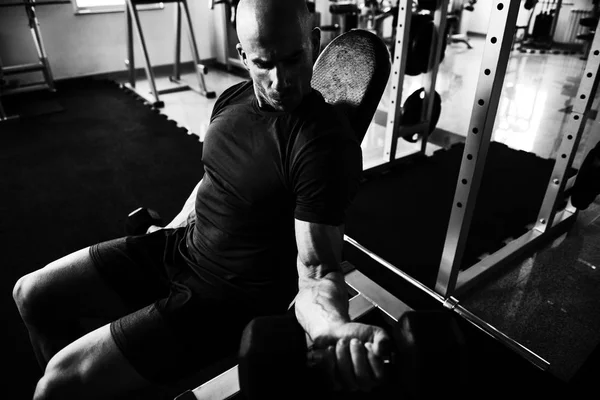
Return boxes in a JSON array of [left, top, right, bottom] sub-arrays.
[[123, 0, 215, 108]]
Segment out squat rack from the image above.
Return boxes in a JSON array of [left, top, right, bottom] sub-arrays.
[[346, 0, 600, 369]]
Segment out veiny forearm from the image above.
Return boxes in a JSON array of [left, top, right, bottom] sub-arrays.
[[295, 265, 350, 341]]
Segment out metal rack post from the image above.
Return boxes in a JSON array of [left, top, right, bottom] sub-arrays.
[[435, 0, 521, 297], [382, 0, 413, 164], [123, 0, 216, 108], [381, 0, 450, 167], [534, 29, 600, 231], [433, 1, 600, 297], [169, 0, 213, 97], [420, 1, 448, 154]]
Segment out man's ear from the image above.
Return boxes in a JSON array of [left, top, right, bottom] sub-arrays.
[[236, 43, 249, 69], [311, 27, 321, 63]]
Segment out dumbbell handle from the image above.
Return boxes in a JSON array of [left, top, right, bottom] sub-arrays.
[[306, 346, 395, 367], [302, 347, 396, 393]]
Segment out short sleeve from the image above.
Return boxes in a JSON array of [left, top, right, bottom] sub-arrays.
[[210, 81, 251, 123], [292, 134, 363, 226]]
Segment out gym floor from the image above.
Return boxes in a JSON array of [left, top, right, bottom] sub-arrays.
[[120, 34, 600, 388]]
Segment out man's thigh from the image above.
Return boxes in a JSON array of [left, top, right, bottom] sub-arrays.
[[112, 278, 256, 385], [26, 231, 171, 321], [24, 246, 133, 322], [41, 293, 254, 399]]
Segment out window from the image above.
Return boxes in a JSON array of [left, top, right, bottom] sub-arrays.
[[74, 0, 164, 15]]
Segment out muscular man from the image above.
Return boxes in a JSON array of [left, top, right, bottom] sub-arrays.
[[13, 0, 392, 398]]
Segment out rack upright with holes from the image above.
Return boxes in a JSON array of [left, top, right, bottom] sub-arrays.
[[344, 0, 600, 370], [381, 0, 448, 164], [172, 2, 600, 398]]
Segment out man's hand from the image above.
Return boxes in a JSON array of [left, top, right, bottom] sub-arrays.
[[309, 322, 393, 392]]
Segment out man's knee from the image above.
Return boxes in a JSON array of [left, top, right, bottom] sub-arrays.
[[13, 269, 52, 324], [33, 356, 86, 400], [14, 272, 37, 322]]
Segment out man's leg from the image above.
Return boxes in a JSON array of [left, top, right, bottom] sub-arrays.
[[33, 323, 151, 400], [13, 247, 134, 368]]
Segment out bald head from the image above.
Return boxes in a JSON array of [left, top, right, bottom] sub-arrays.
[[236, 0, 312, 47], [235, 0, 320, 112]]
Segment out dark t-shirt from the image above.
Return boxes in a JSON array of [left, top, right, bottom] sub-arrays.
[[184, 80, 362, 312]]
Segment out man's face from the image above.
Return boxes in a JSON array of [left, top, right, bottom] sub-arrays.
[[238, 25, 319, 112]]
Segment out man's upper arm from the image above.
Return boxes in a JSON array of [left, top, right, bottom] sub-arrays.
[[293, 135, 362, 227], [292, 117, 361, 274]]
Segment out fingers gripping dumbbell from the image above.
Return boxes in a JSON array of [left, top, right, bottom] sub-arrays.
[[238, 309, 467, 400], [124, 207, 163, 236]]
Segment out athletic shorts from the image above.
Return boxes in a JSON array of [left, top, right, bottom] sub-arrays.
[[89, 228, 257, 385]]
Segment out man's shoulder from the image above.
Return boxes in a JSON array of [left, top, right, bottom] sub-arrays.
[[296, 90, 357, 143], [211, 80, 253, 120], [217, 80, 253, 105]]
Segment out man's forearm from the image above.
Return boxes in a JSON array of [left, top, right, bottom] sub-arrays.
[[295, 267, 350, 341], [164, 179, 201, 229]]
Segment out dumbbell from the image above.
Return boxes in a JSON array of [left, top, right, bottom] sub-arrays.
[[124, 207, 163, 236], [238, 309, 467, 400]]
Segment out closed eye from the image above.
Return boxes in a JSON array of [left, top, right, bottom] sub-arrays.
[[252, 50, 303, 69], [252, 58, 273, 69]]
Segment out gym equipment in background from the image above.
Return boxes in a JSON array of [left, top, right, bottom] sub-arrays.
[[213, 0, 335, 71], [238, 308, 467, 400], [328, 0, 360, 34], [532, 6, 554, 39], [577, 11, 599, 59], [401, 88, 442, 142], [123, 0, 216, 108], [405, 12, 447, 76], [211, 0, 247, 72], [446, 0, 474, 49], [358, 0, 599, 303], [355, 1, 448, 147], [418, 0, 443, 12], [327, 0, 448, 75], [516, 0, 562, 52], [209, 0, 239, 29], [381, 1, 447, 162], [0, 0, 68, 122]]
